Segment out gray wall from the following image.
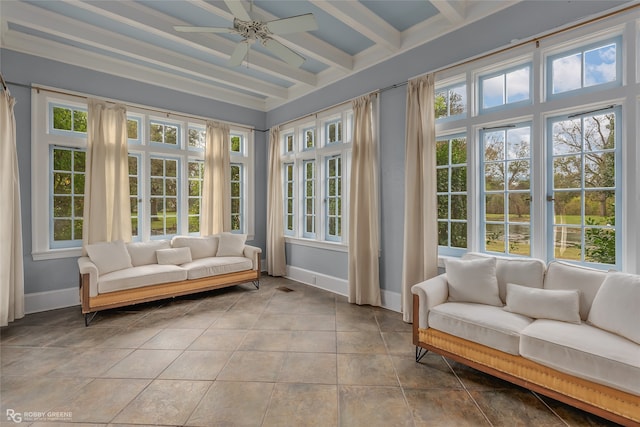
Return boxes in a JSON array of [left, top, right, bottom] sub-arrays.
[[1, 49, 266, 295], [266, 0, 627, 292]]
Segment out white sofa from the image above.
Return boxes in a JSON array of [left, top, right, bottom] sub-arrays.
[[412, 253, 640, 426], [78, 233, 261, 325]]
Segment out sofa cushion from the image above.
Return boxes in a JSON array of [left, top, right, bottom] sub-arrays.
[[463, 252, 546, 302], [98, 264, 187, 294], [588, 272, 640, 345], [181, 256, 252, 280], [86, 240, 132, 275], [504, 283, 581, 324], [445, 257, 502, 306], [544, 261, 607, 320], [127, 240, 171, 266], [429, 302, 533, 355], [156, 247, 192, 265], [171, 235, 218, 260], [520, 319, 640, 396], [216, 233, 247, 257]]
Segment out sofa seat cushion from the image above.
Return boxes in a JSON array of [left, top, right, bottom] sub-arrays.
[[98, 265, 187, 294], [181, 256, 252, 280], [429, 302, 533, 355], [520, 319, 640, 396]]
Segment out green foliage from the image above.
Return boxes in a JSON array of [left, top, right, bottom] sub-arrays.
[[585, 215, 616, 264]]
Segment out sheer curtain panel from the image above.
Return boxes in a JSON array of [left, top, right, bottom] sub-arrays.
[[83, 99, 131, 248], [348, 94, 381, 306], [0, 84, 25, 326], [401, 74, 439, 322], [266, 126, 286, 276], [201, 121, 231, 234]]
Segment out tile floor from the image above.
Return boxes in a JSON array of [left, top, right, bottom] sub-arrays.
[[1, 276, 618, 426]]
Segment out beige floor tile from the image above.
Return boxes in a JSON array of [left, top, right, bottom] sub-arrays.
[[48, 348, 133, 377], [337, 331, 387, 354], [0, 325, 76, 347], [278, 352, 337, 384], [339, 385, 413, 427], [186, 381, 274, 426], [373, 309, 412, 332], [101, 349, 182, 379], [139, 328, 203, 350], [56, 378, 150, 423], [166, 310, 222, 329], [1, 376, 92, 415], [112, 379, 211, 425], [254, 313, 335, 331], [209, 311, 260, 329], [470, 389, 566, 426], [158, 350, 232, 380], [46, 327, 123, 348], [217, 350, 286, 382], [381, 331, 413, 355], [288, 330, 337, 353], [2, 347, 78, 376], [337, 354, 399, 386], [392, 354, 463, 390], [263, 383, 338, 427], [335, 311, 379, 332], [187, 329, 248, 351], [535, 394, 619, 426], [404, 388, 490, 426], [238, 330, 292, 351], [94, 328, 161, 349]]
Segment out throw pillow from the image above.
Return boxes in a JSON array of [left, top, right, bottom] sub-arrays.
[[85, 240, 133, 275], [156, 247, 192, 265], [588, 272, 640, 344], [171, 236, 218, 260], [216, 232, 247, 257], [503, 283, 581, 324], [445, 257, 502, 306]]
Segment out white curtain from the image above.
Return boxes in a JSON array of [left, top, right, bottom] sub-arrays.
[[348, 94, 381, 306], [401, 74, 439, 322], [83, 99, 131, 247], [201, 120, 231, 235], [0, 83, 25, 326], [266, 126, 286, 276]]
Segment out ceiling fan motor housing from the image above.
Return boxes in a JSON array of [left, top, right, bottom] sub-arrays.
[[234, 18, 271, 41]]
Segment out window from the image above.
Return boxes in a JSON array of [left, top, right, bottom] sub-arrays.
[[548, 108, 619, 266], [435, 83, 466, 120], [479, 64, 531, 112], [279, 107, 353, 246], [548, 37, 621, 98], [284, 163, 295, 234], [325, 155, 342, 241], [32, 90, 254, 259], [284, 133, 294, 153], [436, 135, 467, 255], [50, 147, 85, 248], [434, 18, 631, 271], [187, 160, 204, 234], [482, 124, 532, 256]]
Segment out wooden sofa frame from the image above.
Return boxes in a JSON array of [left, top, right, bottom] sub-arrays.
[[80, 258, 260, 326], [412, 295, 640, 426]]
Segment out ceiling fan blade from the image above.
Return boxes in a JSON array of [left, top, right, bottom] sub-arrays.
[[266, 13, 318, 35], [263, 38, 305, 68], [229, 42, 251, 67], [225, 0, 251, 22], [174, 26, 235, 33]]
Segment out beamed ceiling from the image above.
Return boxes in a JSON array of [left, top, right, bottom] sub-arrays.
[[0, 0, 519, 111]]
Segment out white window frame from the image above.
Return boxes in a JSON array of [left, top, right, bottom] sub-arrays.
[[31, 88, 254, 260]]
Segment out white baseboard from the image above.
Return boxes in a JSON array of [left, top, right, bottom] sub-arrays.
[[24, 287, 80, 314], [285, 266, 401, 313]]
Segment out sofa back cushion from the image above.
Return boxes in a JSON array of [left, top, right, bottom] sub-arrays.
[[171, 235, 218, 260], [86, 240, 132, 275], [127, 240, 171, 266], [463, 252, 546, 302], [544, 261, 607, 320], [445, 257, 503, 306]]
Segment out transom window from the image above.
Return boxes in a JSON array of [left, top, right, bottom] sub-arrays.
[[435, 83, 466, 120], [479, 64, 531, 112], [149, 120, 179, 146]]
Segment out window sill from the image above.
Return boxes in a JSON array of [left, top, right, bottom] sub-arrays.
[[32, 247, 82, 261], [284, 236, 348, 253]]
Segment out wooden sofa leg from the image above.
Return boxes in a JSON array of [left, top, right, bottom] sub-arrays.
[[416, 346, 428, 363]]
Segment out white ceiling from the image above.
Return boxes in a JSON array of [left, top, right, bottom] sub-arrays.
[[0, 0, 519, 111]]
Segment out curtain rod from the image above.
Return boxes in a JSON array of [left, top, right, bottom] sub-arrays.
[[5, 82, 256, 132]]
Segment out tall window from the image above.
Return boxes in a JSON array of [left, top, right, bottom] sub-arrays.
[[436, 135, 467, 255], [434, 23, 628, 270], [482, 124, 532, 256], [548, 108, 619, 266], [279, 107, 352, 245], [32, 90, 254, 259]]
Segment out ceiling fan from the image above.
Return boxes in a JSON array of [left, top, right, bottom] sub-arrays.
[[174, 0, 317, 68]]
